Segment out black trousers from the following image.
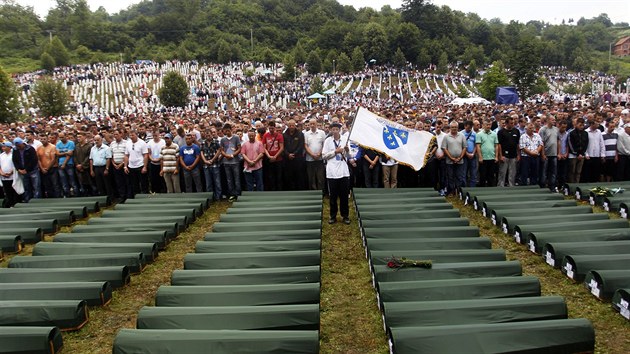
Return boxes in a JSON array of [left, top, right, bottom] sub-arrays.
[[2, 180, 19, 207], [112, 166, 128, 199], [582, 158, 602, 183], [149, 163, 165, 193], [266, 161, 284, 191], [93, 166, 113, 198], [328, 177, 349, 219], [284, 158, 305, 190], [478, 160, 497, 187], [128, 166, 149, 198], [618, 155, 630, 181]]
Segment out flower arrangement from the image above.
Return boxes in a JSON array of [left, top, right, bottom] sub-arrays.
[[590, 187, 625, 197], [385, 256, 432, 270]]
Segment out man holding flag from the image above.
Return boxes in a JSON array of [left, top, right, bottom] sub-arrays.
[[322, 122, 351, 225]]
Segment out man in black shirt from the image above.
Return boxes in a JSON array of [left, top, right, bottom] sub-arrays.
[[497, 116, 520, 186], [283, 119, 305, 190]]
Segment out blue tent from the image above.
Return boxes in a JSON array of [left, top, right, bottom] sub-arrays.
[[495, 87, 519, 104]]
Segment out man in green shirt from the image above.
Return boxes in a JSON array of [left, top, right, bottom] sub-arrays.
[[476, 119, 500, 186]]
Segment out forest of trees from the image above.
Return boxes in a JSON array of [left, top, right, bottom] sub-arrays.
[[0, 0, 627, 74]]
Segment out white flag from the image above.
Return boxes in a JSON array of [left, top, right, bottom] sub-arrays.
[[349, 107, 436, 171]]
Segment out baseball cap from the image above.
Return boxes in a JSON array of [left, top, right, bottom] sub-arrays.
[[12, 138, 24, 145], [164, 133, 173, 139], [3, 141, 13, 148]]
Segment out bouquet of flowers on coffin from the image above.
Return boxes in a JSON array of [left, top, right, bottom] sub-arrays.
[[385, 256, 432, 270]]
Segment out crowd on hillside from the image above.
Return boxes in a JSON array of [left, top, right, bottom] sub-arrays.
[[1, 62, 627, 213]]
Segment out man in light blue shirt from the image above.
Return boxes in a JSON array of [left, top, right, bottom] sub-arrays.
[[56, 132, 78, 197], [89, 134, 113, 197]]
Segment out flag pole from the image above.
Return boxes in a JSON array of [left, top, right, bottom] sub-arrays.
[[345, 106, 361, 148]]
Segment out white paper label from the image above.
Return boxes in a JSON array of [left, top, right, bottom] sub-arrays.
[[514, 231, 521, 243], [528, 240, 536, 253], [545, 254, 555, 267], [604, 205, 610, 212], [502, 223, 508, 233], [482, 209, 487, 217], [566, 269, 574, 279], [620, 299, 629, 309], [564, 263, 573, 271], [588, 279, 598, 289], [621, 209, 627, 219], [564, 189, 569, 196], [473, 201, 478, 210], [464, 196, 469, 205], [591, 287, 601, 298], [621, 308, 630, 320], [589, 196, 594, 205], [576, 192, 581, 199]]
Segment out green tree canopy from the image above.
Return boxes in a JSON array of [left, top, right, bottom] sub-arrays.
[[306, 50, 322, 74], [310, 75, 324, 95], [508, 36, 542, 98], [392, 48, 406, 68], [351, 47, 365, 72], [47, 37, 71, 67], [478, 60, 511, 101], [0, 65, 20, 123], [40, 52, 56, 72], [158, 71, 190, 108], [336, 53, 352, 74], [32, 77, 69, 117]]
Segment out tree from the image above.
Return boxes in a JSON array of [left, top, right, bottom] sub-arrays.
[[508, 36, 542, 98], [392, 48, 406, 68], [158, 71, 189, 108], [47, 37, 71, 67], [282, 54, 296, 81], [457, 86, 470, 98], [531, 76, 550, 95], [32, 77, 68, 117], [293, 42, 307, 65], [415, 48, 431, 69], [336, 53, 352, 74], [361, 22, 389, 63], [310, 75, 324, 95], [436, 52, 448, 74], [0, 65, 20, 123], [467, 59, 478, 78], [123, 47, 133, 64], [306, 50, 322, 74], [351, 46, 365, 72], [478, 60, 511, 101], [41, 52, 56, 72]]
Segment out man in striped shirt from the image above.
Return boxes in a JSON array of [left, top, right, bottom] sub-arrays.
[[602, 120, 618, 182], [110, 129, 128, 202], [160, 133, 180, 193]]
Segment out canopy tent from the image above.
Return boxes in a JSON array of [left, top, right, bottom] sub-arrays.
[[171, 267, 320, 286], [323, 88, 336, 95], [450, 97, 490, 105], [306, 93, 325, 99], [495, 86, 519, 104]]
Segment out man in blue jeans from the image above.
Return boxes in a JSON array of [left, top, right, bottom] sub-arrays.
[[200, 128, 222, 200], [179, 133, 202, 193], [462, 120, 478, 187], [220, 123, 241, 201], [241, 129, 265, 191], [56, 132, 78, 197], [12, 137, 40, 202]]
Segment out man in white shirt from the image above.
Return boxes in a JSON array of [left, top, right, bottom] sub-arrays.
[[322, 122, 350, 225], [147, 128, 166, 193], [584, 120, 606, 183], [124, 130, 149, 197], [304, 118, 326, 190], [0, 142, 19, 207]]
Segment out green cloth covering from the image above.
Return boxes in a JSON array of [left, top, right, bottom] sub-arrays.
[[102, 210, 196, 224], [87, 217, 186, 232], [361, 218, 468, 229], [490, 205, 592, 224], [0, 326, 63, 354], [205, 230, 321, 242], [356, 197, 448, 206], [0, 210, 75, 226], [611, 288, 630, 319], [364, 226, 479, 239], [528, 229, 630, 254], [33, 242, 159, 263], [562, 254, 630, 282], [9, 253, 146, 274], [584, 270, 630, 301], [236, 195, 322, 202], [0, 227, 43, 244], [195, 240, 320, 253], [114, 203, 203, 217], [357, 204, 454, 212], [72, 224, 178, 240], [242, 190, 322, 196], [354, 187, 438, 194], [227, 206, 322, 214], [370, 249, 506, 265], [226, 200, 320, 208], [0, 235, 21, 253], [383, 296, 567, 328], [543, 241, 630, 269], [373, 261, 521, 283], [0, 282, 113, 306], [155, 283, 320, 306], [132, 193, 212, 207], [378, 276, 540, 303], [212, 220, 321, 232], [54, 231, 168, 249], [482, 200, 576, 218], [354, 192, 440, 201], [0, 300, 88, 330], [29, 195, 111, 206], [358, 210, 460, 220], [10, 205, 88, 218], [113, 329, 318, 354], [0, 266, 130, 288], [514, 219, 630, 244], [367, 237, 492, 251], [136, 304, 319, 330], [501, 213, 610, 234], [219, 212, 321, 223], [184, 250, 321, 269], [0, 219, 58, 234], [472, 193, 564, 210], [20, 200, 101, 213], [390, 318, 594, 354], [171, 266, 320, 286]]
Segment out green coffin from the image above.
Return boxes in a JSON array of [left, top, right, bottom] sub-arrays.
[[114, 203, 203, 217], [0, 282, 113, 306], [354, 193, 441, 201], [501, 213, 610, 234], [0, 211, 75, 226], [575, 184, 630, 200], [205, 230, 321, 242], [356, 204, 454, 212], [1, 227, 43, 244], [0, 300, 88, 330], [378, 276, 540, 303], [584, 270, 630, 301], [242, 190, 323, 196], [0, 219, 58, 234], [0, 326, 63, 354], [370, 249, 506, 265], [602, 196, 630, 212], [9, 253, 146, 274], [20, 200, 101, 213], [562, 254, 630, 282], [611, 288, 630, 320], [212, 221, 322, 232], [0, 235, 21, 253], [184, 251, 321, 269], [195, 240, 320, 253], [465, 189, 552, 205], [132, 193, 212, 206], [513, 219, 629, 244], [29, 195, 111, 207], [155, 283, 320, 306], [460, 185, 540, 197], [354, 187, 437, 194], [113, 329, 318, 354], [361, 218, 469, 229], [33, 242, 159, 263], [101, 210, 196, 224], [472, 193, 564, 210], [490, 205, 592, 225], [226, 200, 319, 208], [87, 217, 186, 232], [528, 229, 630, 254], [171, 266, 321, 286], [356, 197, 448, 206], [383, 296, 567, 328], [390, 318, 594, 354], [227, 206, 322, 214], [373, 261, 522, 283], [10, 205, 89, 218], [72, 224, 178, 239], [0, 267, 130, 288], [136, 304, 319, 330], [358, 210, 460, 220], [481, 200, 577, 218], [619, 202, 630, 219], [367, 237, 492, 251], [236, 195, 321, 202], [54, 231, 168, 249], [219, 212, 321, 223], [542, 241, 630, 269], [364, 226, 479, 239]]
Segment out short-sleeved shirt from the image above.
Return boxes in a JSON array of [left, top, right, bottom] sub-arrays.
[[220, 135, 241, 165], [160, 143, 179, 172], [201, 138, 221, 167], [539, 126, 559, 157], [56, 140, 75, 165], [180, 143, 200, 167], [519, 133, 544, 157], [497, 128, 521, 158], [462, 129, 476, 154], [241, 140, 264, 171], [441, 132, 466, 164], [304, 129, 326, 161], [262, 132, 284, 162], [476, 130, 499, 160], [89, 144, 112, 167], [125, 139, 148, 168]]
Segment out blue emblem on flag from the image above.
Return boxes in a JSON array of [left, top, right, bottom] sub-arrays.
[[382, 125, 409, 150]]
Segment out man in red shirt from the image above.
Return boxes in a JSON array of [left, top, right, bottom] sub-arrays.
[[262, 121, 284, 191]]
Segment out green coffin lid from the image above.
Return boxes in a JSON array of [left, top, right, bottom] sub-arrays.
[[171, 266, 320, 286], [0, 326, 63, 354], [183, 251, 321, 269], [0, 282, 113, 306], [373, 261, 522, 283], [0, 266, 130, 288], [0, 300, 89, 330]]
